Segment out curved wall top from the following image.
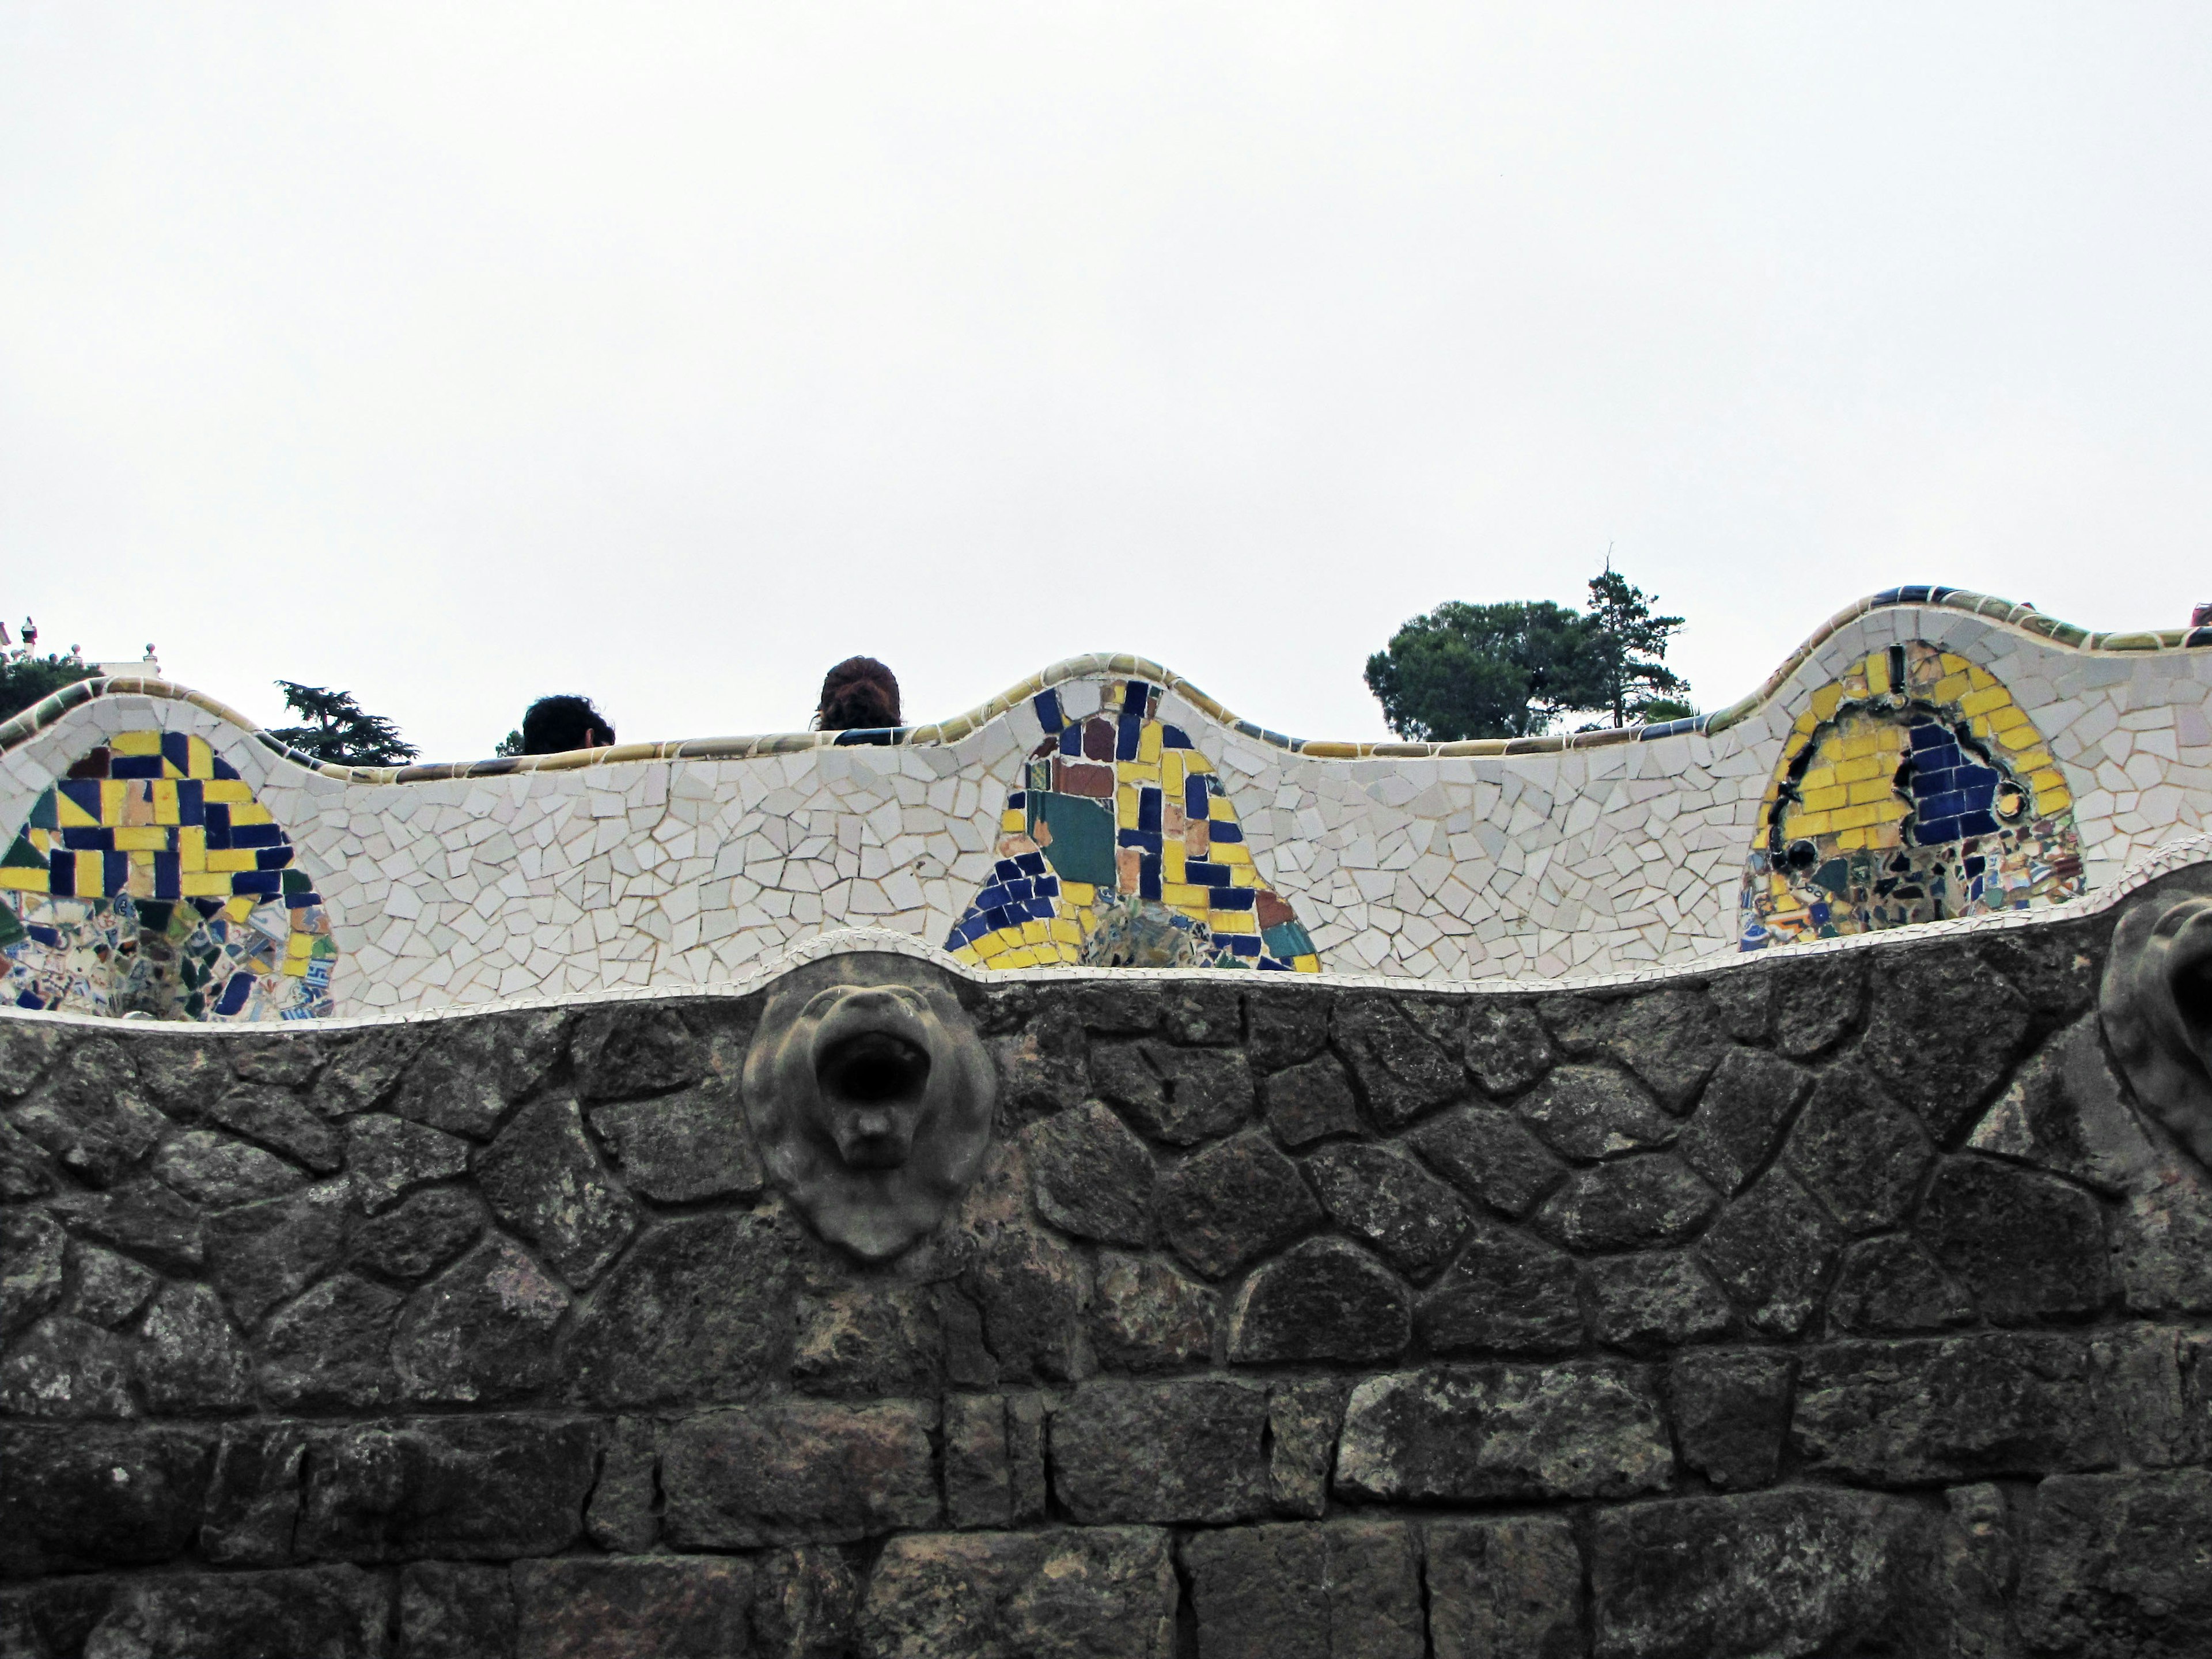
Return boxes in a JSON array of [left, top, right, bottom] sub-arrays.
[[3, 586, 2210, 1017]]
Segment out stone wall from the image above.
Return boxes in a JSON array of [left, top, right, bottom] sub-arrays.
[[7, 590, 2212, 1018], [5, 885, 2212, 1656]]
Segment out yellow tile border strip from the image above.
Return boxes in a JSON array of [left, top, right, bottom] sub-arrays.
[[0, 587, 2200, 786]]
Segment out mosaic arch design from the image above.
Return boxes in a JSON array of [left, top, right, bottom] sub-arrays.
[[946, 679, 1321, 971], [0, 731, 337, 1019], [1740, 643, 2084, 949]]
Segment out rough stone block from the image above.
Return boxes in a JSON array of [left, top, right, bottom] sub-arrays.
[[794, 1284, 944, 1399], [1409, 1104, 1567, 1219], [296, 1416, 599, 1561], [1090, 1039, 1255, 1145], [514, 1556, 753, 1659], [206, 1179, 347, 1324], [1461, 1001, 1554, 1098], [0, 1210, 65, 1335], [1022, 1100, 1155, 1245], [1590, 1490, 1929, 1659], [1597, 985, 1732, 1112], [1696, 1169, 1839, 1337], [1921, 1155, 2112, 1322], [79, 1565, 392, 1659], [1677, 1046, 1810, 1196], [753, 1544, 862, 1659], [257, 1272, 402, 1410], [1050, 1377, 1269, 1524], [1304, 1142, 1471, 1279], [590, 1086, 764, 1204], [403, 1561, 516, 1659], [1828, 1235, 1976, 1334], [346, 1113, 471, 1216], [1768, 950, 1865, 1058], [1667, 1350, 1792, 1491], [62, 1242, 158, 1328], [49, 1181, 205, 1275], [1229, 1237, 1410, 1365], [1416, 1223, 1583, 1356], [1518, 1063, 1678, 1160], [860, 1528, 1176, 1659], [207, 1082, 345, 1173], [569, 1003, 706, 1101], [202, 1422, 308, 1566], [1182, 1520, 1424, 1659], [0, 1315, 138, 1418], [586, 1416, 662, 1554], [944, 1393, 1014, 1528], [662, 1397, 939, 1547], [1089, 1251, 1215, 1371], [1259, 1053, 1362, 1147], [1335, 1363, 1673, 1503], [345, 1187, 485, 1282], [1537, 1154, 1718, 1251], [1967, 1013, 2157, 1195], [1248, 990, 1331, 1071], [1781, 1066, 1931, 1234], [1334, 997, 1467, 1127], [0, 1422, 215, 1576], [10, 1040, 166, 1187], [1156, 1131, 1323, 1280], [149, 1128, 305, 1209], [1791, 1334, 2115, 1484], [1267, 1379, 1349, 1519], [2018, 1469, 2212, 1658], [137, 1282, 253, 1414], [2112, 1156, 2212, 1314], [1855, 950, 2030, 1139], [568, 1212, 793, 1408], [388, 1037, 509, 1141], [1162, 983, 1242, 1046], [1425, 1514, 1584, 1659], [391, 1237, 569, 1406], [471, 1097, 637, 1286], [1589, 1253, 1736, 1353]]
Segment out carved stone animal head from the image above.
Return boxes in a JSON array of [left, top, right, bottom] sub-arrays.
[[742, 953, 995, 1260], [2100, 889, 2212, 1168]]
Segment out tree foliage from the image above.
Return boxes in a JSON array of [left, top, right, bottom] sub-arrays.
[[268, 681, 419, 766], [1581, 569, 1688, 729], [1365, 566, 1691, 741], [0, 620, 94, 724]]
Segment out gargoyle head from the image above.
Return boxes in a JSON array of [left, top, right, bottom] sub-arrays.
[[742, 953, 995, 1260], [2100, 889, 2212, 1168]]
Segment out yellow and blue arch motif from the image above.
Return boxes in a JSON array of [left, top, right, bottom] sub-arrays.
[[1740, 643, 2085, 949], [946, 679, 1321, 972], [0, 732, 337, 1020]]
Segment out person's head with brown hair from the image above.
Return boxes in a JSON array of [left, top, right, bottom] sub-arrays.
[[816, 657, 902, 732]]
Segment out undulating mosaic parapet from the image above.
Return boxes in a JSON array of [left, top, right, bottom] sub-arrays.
[[0, 732, 336, 1020], [945, 679, 1320, 972], [1741, 642, 2085, 948]]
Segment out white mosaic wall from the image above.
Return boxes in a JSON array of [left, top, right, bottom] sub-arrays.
[[3, 598, 2210, 1014]]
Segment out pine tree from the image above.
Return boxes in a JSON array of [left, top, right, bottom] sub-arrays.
[[1581, 566, 1690, 728], [268, 681, 419, 766], [1364, 600, 1597, 741]]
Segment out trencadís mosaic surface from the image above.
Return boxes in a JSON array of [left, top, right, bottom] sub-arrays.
[[1740, 643, 2085, 948], [945, 679, 1320, 971], [1, 586, 2209, 1019], [0, 732, 336, 1019]]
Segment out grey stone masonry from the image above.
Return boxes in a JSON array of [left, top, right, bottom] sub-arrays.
[[5, 891, 2212, 1656]]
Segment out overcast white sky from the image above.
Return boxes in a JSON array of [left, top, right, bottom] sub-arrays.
[[3, 5, 2209, 760]]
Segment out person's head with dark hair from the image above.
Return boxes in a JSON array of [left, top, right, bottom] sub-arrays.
[[816, 657, 902, 732], [520, 695, 615, 755]]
